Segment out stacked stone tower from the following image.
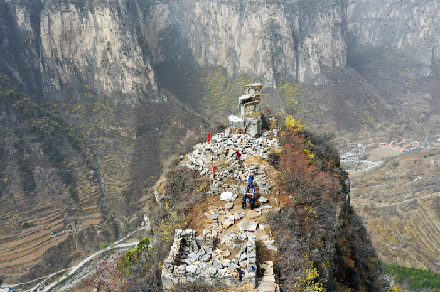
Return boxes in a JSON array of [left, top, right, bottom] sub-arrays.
[[229, 84, 267, 136]]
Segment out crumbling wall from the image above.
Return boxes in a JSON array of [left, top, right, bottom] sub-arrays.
[[162, 229, 257, 290]]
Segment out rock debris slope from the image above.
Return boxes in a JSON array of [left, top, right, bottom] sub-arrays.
[[162, 129, 282, 291]]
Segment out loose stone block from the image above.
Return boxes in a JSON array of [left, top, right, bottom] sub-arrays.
[[259, 196, 268, 203], [239, 221, 258, 232], [220, 192, 234, 201], [201, 254, 211, 262]]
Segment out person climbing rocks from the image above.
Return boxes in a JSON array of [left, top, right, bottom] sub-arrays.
[[236, 267, 243, 281], [233, 150, 241, 162], [251, 186, 256, 197], [241, 193, 248, 210], [248, 174, 254, 188], [249, 195, 255, 210]]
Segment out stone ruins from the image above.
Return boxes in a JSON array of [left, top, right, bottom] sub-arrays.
[[162, 229, 257, 289], [161, 84, 280, 291], [228, 83, 267, 136]]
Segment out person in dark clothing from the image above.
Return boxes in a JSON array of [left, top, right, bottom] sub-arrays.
[[247, 174, 254, 187], [241, 193, 248, 210], [249, 195, 255, 210], [236, 268, 243, 281]]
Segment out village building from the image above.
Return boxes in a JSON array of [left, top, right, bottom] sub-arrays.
[[50, 227, 65, 237]]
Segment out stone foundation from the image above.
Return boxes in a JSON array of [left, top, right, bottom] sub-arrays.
[[162, 229, 257, 290], [228, 115, 267, 136]]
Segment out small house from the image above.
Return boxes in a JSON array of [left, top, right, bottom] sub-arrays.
[[50, 227, 64, 237]]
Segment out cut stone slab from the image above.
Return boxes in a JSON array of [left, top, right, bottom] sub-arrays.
[[199, 262, 208, 270], [239, 221, 258, 232], [181, 259, 192, 265], [266, 244, 277, 251], [220, 192, 234, 201], [247, 210, 260, 219], [223, 219, 234, 229], [259, 196, 268, 203], [262, 275, 276, 282], [186, 265, 198, 274], [225, 203, 234, 209], [200, 254, 211, 262], [189, 253, 200, 261]]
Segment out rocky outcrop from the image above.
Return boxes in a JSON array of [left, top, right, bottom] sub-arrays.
[[144, 0, 347, 86], [348, 0, 440, 76]]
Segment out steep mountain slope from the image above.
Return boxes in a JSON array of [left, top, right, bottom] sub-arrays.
[[0, 74, 206, 283], [1, 0, 440, 287]]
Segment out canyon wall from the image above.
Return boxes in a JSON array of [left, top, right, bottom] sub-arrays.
[[144, 0, 347, 86], [348, 0, 440, 76]]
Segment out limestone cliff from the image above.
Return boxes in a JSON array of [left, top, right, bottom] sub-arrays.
[[348, 0, 440, 76], [39, 0, 160, 104], [144, 0, 347, 86]]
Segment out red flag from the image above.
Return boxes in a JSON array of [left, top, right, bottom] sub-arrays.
[[207, 131, 211, 142], [211, 163, 215, 178]]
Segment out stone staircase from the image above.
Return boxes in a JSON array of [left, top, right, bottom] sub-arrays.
[[253, 261, 279, 292]]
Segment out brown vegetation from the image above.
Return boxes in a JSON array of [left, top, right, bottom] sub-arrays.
[[267, 121, 383, 291]]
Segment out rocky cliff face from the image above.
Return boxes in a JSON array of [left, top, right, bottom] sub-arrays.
[[348, 0, 440, 76], [39, 1, 160, 104], [2, 0, 438, 102], [1, 0, 161, 104], [0, 0, 42, 94], [144, 0, 347, 86], [1, 0, 348, 97]]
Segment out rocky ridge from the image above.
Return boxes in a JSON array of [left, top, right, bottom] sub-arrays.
[[162, 128, 282, 291]]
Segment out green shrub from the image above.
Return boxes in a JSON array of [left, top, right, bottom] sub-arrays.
[[392, 162, 399, 167], [100, 242, 108, 250], [22, 222, 35, 228], [383, 263, 440, 290]]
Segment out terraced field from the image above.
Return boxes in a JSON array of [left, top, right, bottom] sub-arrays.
[[0, 209, 65, 277], [350, 150, 440, 272]]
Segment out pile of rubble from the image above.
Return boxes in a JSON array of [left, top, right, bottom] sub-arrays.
[[181, 129, 280, 174], [163, 127, 282, 291], [162, 229, 257, 289]]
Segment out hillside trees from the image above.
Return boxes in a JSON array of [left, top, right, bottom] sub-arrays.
[[269, 116, 383, 291]]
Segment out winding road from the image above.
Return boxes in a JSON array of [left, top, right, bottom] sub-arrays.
[[2, 227, 146, 292]]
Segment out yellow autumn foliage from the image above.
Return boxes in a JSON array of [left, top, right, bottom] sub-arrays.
[[157, 202, 187, 240]]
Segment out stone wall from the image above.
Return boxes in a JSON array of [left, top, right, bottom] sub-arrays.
[[162, 229, 257, 290]]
